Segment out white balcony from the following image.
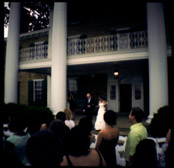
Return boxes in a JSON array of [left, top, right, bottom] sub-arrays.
[[67, 31, 148, 56], [19, 30, 171, 68], [20, 44, 48, 62]]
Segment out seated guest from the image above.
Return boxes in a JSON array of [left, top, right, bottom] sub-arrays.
[[132, 139, 157, 168], [56, 111, 66, 122], [49, 119, 70, 154], [26, 130, 63, 168], [60, 126, 106, 167], [64, 108, 75, 129], [125, 107, 147, 167], [4, 110, 31, 166], [78, 117, 95, 143], [95, 110, 119, 167]]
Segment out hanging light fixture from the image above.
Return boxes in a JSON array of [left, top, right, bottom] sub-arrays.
[[114, 66, 119, 77]]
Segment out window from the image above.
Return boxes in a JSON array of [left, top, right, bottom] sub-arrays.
[[135, 84, 141, 100], [110, 85, 116, 100], [33, 79, 44, 102], [68, 79, 78, 93]]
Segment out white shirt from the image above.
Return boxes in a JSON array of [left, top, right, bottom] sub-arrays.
[[65, 120, 75, 130]]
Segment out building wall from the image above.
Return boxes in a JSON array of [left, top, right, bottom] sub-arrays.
[[18, 71, 47, 105], [107, 66, 144, 112], [20, 34, 48, 48]]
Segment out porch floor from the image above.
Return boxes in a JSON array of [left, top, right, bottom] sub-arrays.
[[73, 112, 131, 136]]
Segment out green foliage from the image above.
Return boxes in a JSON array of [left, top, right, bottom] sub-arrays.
[[149, 106, 171, 137], [3, 103, 54, 132], [4, 2, 53, 33]]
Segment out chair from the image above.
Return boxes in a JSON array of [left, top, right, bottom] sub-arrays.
[[147, 137, 166, 161], [116, 136, 127, 167], [90, 134, 98, 149]]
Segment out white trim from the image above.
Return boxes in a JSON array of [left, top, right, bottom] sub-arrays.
[[19, 28, 49, 38], [33, 79, 44, 82], [34, 41, 45, 45], [67, 49, 148, 65], [18, 48, 171, 70], [19, 60, 51, 69]]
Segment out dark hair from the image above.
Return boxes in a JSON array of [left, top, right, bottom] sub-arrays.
[[26, 130, 63, 167], [131, 107, 144, 123], [49, 119, 67, 137], [56, 111, 66, 122], [133, 139, 157, 168], [78, 117, 93, 135], [65, 126, 90, 156], [98, 95, 105, 100], [104, 110, 117, 126]]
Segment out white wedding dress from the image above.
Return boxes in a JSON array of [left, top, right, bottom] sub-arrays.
[[94, 102, 106, 130]]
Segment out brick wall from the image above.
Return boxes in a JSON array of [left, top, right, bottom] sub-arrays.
[[18, 71, 47, 105]]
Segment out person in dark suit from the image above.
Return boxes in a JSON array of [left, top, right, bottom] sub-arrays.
[[83, 93, 95, 123]]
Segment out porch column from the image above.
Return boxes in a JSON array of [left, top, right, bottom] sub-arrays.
[[51, 2, 67, 114], [4, 2, 21, 103], [47, 75, 51, 107], [146, 3, 168, 123]]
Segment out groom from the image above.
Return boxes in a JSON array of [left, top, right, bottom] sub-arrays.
[[83, 93, 95, 123]]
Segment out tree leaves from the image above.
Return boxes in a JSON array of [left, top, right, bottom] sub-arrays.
[[4, 2, 53, 33]]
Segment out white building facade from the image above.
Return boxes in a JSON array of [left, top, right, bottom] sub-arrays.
[[4, 2, 172, 123]]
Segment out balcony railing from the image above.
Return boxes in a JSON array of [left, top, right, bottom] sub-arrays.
[[20, 44, 48, 62], [67, 31, 148, 56], [20, 31, 148, 61]]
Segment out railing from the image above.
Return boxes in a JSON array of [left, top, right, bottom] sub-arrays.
[[67, 31, 148, 56], [20, 44, 48, 61], [20, 31, 148, 61]]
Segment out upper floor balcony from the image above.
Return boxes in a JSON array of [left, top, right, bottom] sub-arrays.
[[19, 30, 171, 68]]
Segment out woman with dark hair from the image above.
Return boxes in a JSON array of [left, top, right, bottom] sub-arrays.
[[60, 126, 106, 167], [132, 139, 158, 168], [95, 110, 119, 167], [26, 130, 63, 168]]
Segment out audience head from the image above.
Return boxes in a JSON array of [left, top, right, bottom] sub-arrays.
[[129, 107, 144, 123], [26, 130, 63, 168], [8, 107, 27, 133], [56, 111, 66, 122], [78, 117, 93, 135], [65, 126, 90, 157], [133, 139, 157, 168], [49, 119, 67, 138], [64, 108, 73, 120], [104, 110, 117, 126]]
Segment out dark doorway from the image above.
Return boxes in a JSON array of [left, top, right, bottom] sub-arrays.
[[76, 74, 107, 110], [120, 84, 132, 112]]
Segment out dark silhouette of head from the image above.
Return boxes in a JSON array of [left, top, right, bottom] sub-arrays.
[[133, 139, 157, 168], [56, 111, 66, 122], [104, 110, 118, 126], [78, 117, 93, 135], [26, 130, 63, 168], [65, 126, 90, 157], [49, 119, 67, 138]]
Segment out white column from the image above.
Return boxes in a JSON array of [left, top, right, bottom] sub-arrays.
[[47, 75, 51, 107], [51, 2, 67, 114], [146, 3, 168, 123], [4, 2, 20, 103], [47, 7, 53, 108], [48, 7, 53, 59]]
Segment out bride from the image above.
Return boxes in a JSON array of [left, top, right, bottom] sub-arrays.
[[94, 96, 107, 131]]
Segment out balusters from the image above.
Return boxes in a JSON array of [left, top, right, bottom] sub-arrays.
[[19, 31, 149, 61]]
